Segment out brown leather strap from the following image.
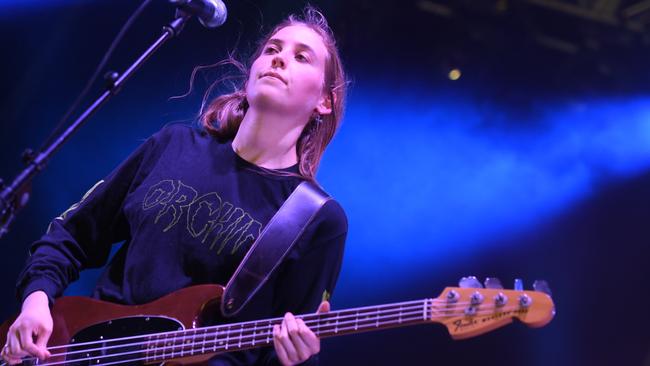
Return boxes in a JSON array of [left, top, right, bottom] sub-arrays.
[[221, 181, 331, 317]]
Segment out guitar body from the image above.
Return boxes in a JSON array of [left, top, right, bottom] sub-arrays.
[[0, 284, 226, 366]]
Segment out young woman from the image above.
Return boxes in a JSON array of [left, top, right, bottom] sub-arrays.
[[2, 6, 348, 366]]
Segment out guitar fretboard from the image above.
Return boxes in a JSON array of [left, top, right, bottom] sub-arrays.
[[143, 298, 433, 362]]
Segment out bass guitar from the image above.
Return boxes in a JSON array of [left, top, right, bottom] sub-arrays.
[[0, 277, 555, 366]]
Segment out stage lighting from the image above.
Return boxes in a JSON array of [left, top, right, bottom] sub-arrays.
[[448, 68, 461, 80]]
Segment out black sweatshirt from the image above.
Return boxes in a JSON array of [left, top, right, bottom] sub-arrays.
[[15, 124, 347, 365]]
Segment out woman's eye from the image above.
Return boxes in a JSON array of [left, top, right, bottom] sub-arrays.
[[295, 53, 309, 62], [264, 46, 278, 54]]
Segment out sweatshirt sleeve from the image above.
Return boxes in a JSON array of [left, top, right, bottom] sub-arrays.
[[260, 199, 348, 366], [15, 133, 160, 306]]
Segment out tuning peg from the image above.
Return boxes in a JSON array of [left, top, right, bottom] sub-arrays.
[[514, 278, 524, 291], [459, 276, 483, 288], [533, 280, 552, 296], [484, 277, 503, 289]]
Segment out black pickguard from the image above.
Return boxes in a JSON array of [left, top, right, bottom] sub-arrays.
[[63, 316, 183, 366]]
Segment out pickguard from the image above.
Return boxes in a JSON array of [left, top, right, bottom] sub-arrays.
[[64, 316, 183, 366]]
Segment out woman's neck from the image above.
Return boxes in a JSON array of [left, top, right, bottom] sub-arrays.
[[231, 108, 306, 169]]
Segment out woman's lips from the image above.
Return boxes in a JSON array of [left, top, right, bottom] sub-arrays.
[[260, 71, 287, 84]]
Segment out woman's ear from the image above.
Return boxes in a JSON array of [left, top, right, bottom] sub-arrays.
[[315, 90, 334, 115]]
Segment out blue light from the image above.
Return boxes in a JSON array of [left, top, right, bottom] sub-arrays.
[[318, 85, 650, 285]]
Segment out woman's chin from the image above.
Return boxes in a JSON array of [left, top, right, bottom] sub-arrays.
[[248, 92, 291, 113]]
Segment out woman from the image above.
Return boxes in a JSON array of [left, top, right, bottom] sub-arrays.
[[2, 6, 348, 366]]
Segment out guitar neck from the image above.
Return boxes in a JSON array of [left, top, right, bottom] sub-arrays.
[[307, 298, 433, 338], [144, 298, 433, 362]]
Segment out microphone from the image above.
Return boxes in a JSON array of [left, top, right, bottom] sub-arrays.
[[170, 0, 228, 28]]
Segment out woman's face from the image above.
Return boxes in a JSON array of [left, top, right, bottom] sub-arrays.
[[246, 25, 331, 121]]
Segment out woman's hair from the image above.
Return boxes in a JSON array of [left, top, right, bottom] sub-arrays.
[[199, 6, 347, 180]]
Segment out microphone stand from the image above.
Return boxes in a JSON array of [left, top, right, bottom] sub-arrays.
[[0, 9, 194, 239]]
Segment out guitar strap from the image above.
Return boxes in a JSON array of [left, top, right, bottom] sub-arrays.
[[220, 180, 331, 317]]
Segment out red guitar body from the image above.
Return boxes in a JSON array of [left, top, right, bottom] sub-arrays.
[[0, 284, 227, 366]]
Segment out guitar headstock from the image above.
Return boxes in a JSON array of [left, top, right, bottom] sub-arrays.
[[431, 277, 555, 340]]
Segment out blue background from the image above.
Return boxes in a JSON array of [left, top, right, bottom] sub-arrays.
[[1, 1, 650, 365]]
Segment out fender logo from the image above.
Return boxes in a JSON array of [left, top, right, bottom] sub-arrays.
[[453, 318, 477, 331]]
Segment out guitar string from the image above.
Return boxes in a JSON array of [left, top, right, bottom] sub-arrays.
[[12, 314, 442, 366], [20, 301, 523, 364], [39, 304, 432, 360], [42, 297, 482, 352], [38, 298, 467, 356], [2, 312, 422, 366], [42, 314, 433, 366], [39, 298, 430, 352], [31, 304, 524, 366], [15, 304, 525, 366]]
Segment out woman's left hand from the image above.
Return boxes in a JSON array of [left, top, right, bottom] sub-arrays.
[[273, 301, 330, 366]]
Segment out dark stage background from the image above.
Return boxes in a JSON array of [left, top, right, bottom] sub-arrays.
[[2, 0, 650, 365]]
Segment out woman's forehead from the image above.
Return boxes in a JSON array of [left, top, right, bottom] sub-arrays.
[[269, 25, 328, 59]]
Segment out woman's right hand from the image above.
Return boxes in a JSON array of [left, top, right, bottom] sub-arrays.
[[2, 291, 52, 365]]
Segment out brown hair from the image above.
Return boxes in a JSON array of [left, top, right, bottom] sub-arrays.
[[199, 6, 348, 180]]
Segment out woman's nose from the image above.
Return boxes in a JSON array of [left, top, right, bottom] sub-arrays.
[[271, 55, 285, 69]]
